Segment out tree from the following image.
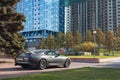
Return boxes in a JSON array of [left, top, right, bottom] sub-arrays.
[[65, 32, 73, 50], [0, 0, 26, 55], [73, 31, 82, 46], [55, 32, 65, 48], [96, 28, 105, 53], [114, 37, 120, 50], [116, 25, 120, 37], [47, 35, 55, 50], [96, 28, 104, 45], [114, 25, 120, 50], [104, 31, 114, 54], [86, 30, 93, 42], [39, 38, 46, 49], [73, 44, 81, 52]]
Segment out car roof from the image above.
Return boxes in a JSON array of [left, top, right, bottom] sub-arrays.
[[29, 49, 48, 52], [29, 49, 49, 54]]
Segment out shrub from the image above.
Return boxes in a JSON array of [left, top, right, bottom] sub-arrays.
[[73, 42, 95, 52], [80, 42, 94, 52]]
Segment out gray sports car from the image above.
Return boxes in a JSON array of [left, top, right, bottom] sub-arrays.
[[15, 49, 71, 70]]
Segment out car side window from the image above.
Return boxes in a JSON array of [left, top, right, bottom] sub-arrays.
[[46, 51, 56, 56]]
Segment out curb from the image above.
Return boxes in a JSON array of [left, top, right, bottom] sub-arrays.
[[71, 58, 99, 63], [71, 57, 120, 63]]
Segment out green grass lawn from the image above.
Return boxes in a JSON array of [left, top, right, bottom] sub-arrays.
[[66, 50, 120, 59], [4, 68, 120, 80], [99, 49, 120, 56]]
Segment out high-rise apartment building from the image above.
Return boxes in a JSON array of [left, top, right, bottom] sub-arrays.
[[70, 1, 87, 36], [97, 0, 120, 32], [65, 0, 120, 36], [16, 0, 65, 47]]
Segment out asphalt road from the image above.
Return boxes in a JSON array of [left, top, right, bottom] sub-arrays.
[[0, 60, 120, 79]]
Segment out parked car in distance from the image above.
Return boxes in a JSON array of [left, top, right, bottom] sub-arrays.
[[15, 49, 71, 70]]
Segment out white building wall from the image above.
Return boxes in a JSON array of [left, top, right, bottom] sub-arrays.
[[96, 0, 98, 29], [116, 0, 120, 27], [65, 6, 71, 33], [107, 0, 113, 31]]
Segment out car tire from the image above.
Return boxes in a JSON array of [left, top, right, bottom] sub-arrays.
[[38, 59, 47, 70], [63, 59, 71, 68]]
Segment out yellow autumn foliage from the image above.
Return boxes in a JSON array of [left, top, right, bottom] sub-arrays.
[[80, 42, 94, 52], [73, 42, 95, 52]]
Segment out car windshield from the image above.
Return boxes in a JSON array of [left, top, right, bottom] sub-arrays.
[[29, 50, 44, 54]]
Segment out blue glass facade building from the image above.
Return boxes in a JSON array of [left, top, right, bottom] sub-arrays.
[[16, 0, 65, 47]]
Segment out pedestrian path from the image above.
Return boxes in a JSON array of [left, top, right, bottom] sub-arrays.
[[0, 58, 14, 63]]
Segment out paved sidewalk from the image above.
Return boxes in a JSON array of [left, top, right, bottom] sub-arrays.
[[0, 57, 120, 79], [0, 62, 97, 79], [99, 57, 120, 62], [0, 58, 14, 63], [1, 57, 120, 63]]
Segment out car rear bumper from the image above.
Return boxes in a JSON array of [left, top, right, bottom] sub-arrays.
[[15, 61, 37, 67], [15, 62, 29, 65]]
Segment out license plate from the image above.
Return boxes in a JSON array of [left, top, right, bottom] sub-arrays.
[[16, 58, 23, 61]]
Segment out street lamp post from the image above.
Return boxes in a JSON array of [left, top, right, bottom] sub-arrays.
[[93, 30, 97, 58]]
